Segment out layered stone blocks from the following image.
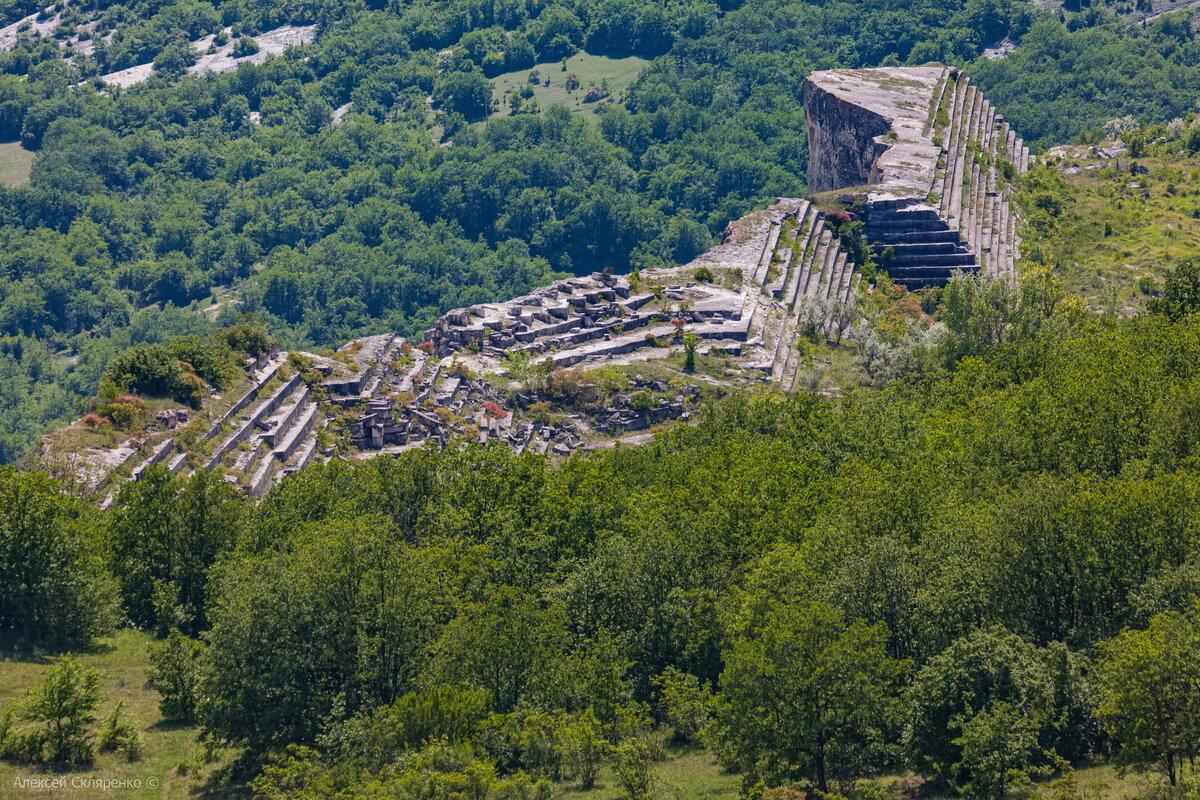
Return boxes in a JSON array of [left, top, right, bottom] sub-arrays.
[[804, 65, 1028, 287]]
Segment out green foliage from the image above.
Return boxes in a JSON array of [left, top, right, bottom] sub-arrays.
[[1095, 603, 1200, 786], [971, 14, 1200, 149], [231, 37, 259, 58], [96, 700, 142, 761], [952, 701, 1058, 800], [200, 515, 450, 750], [214, 316, 276, 358], [0, 466, 117, 650], [561, 709, 608, 789], [106, 467, 242, 633], [253, 738, 506, 800], [653, 667, 712, 745], [148, 629, 205, 723], [610, 739, 654, 800], [908, 627, 1092, 790], [682, 331, 699, 373], [429, 586, 567, 714], [1148, 259, 1200, 321], [434, 69, 494, 121], [940, 271, 1065, 364], [327, 685, 492, 770], [100, 331, 246, 409], [102, 343, 207, 407], [714, 585, 905, 793], [16, 656, 104, 765]]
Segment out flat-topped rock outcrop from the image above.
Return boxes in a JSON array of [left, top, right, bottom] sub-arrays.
[[804, 65, 1028, 287], [52, 64, 1032, 500], [805, 67, 945, 200]]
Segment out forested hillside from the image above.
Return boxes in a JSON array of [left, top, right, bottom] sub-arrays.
[[5, 269, 1200, 798], [3, 0, 1200, 459]]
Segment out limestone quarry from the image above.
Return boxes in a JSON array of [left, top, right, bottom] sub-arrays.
[[804, 65, 1028, 287], [44, 64, 1031, 502]]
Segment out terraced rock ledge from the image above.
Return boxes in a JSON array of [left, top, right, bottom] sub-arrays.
[[53, 63, 1029, 499], [804, 65, 1028, 287]]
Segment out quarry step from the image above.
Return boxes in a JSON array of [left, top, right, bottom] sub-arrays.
[[273, 402, 318, 461], [869, 206, 943, 223], [878, 240, 965, 256], [887, 264, 980, 283], [869, 228, 964, 245], [886, 252, 977, 267], [866, 218, 950, 234]]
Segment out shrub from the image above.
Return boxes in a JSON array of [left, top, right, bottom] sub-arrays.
[[610, 740, 653, 800], [653, 667, 712, 745], [528, 401, 553, 424], [19, 656, 104, 765], [232, 37, 259, 57], [561, 710, 607, 789], [694, 266, 715, 283], [149, 630, 205, 723], [629, 391, 655, 413], [167, 337, 239, 389], [1149, 259, 1200, 321], [103, 337, 242, 408], [99, 395, 150, 431], [683, 332, 700, 373], [97, 701, 142, 761], [544, 368, 599, 406], [217, 319, 275, 358], [80, 413, 111, 430], [482, 401, 509, 419]]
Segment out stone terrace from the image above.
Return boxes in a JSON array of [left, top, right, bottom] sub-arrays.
[[804, 65, 1028, 287], [66, 64, 1029, 498], [74, 196, 861, 500]]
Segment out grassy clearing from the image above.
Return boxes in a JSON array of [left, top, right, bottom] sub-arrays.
[[873, 764, 1159, 799], [0, 140, 35, 186], [0, 629, 233, 800], [490, 52, 648, 118], [560, 749, 739, 800], [1024, 154, 1200, 313], [558, 756, 1158, 800], [0, 636, 1166, 800]]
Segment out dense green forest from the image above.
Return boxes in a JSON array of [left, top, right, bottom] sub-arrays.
[[5, 269, 1200, 798], [3, 0, 1200, 459]]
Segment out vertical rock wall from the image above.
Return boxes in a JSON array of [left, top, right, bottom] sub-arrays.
[[803, 80, 892, 194]]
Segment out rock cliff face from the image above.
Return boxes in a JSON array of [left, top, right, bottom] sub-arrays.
[[803, 65, 1029, 287], [803, 79, 892, 194], [804, 67, 944, 200]]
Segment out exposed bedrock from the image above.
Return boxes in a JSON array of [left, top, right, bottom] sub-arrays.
[[803, 79, 892, 194], [84, 65, 1045, 498], [803, 65, 1029, 288]]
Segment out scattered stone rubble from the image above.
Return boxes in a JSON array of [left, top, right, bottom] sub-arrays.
[[804, 66, 1029, 287], [58, 63, 1030, 500]]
